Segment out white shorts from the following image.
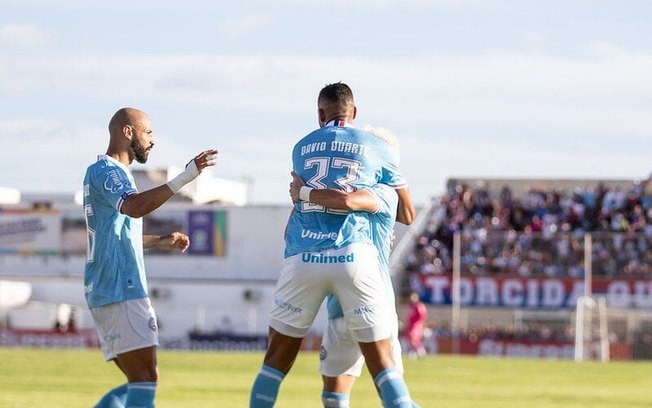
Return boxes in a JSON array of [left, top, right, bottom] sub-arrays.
[[320, 313, 403, 377], [269, 243, 392, 343], [90, 298, 159, 361]]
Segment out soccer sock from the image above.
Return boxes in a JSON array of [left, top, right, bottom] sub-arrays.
[[374, 368, 413, 408], [249, 364, 285, 408], [125, 382, 157, 408], [93, 383, 128, 408], [383, 401, 421, 408], [382, 396, 421, 407], [321, 391, 350, 407]]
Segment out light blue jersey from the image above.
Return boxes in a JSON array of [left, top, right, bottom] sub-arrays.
[[83, 155, 148, 308], [285, 121, 406, 258], [326, 184, 398, 319]]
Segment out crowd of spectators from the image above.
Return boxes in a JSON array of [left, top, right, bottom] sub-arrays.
[[404, 178, 652, 285]]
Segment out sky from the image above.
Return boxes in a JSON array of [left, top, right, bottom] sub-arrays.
[[2, 0, 652, 206]]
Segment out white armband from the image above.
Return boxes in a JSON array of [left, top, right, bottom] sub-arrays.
[[166, 160, 200, 194], [299, 186, 313, 202]]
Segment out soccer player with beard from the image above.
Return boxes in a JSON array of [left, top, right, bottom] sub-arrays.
[[83, 107, 217, 408]]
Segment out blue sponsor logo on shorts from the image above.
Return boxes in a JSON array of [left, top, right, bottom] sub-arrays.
[[274, 298, 303, 314], [353, 305, 375, 316], [301, 253, 355, 264], [320, 345, 328, 361]]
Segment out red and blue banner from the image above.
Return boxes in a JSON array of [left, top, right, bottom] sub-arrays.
[[418, 275, 652, 309]]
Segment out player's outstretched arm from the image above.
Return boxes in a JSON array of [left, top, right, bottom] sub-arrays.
[[121, 149, 218, 218], [143, 232, 190, 252], [289, 171, 378, 212]]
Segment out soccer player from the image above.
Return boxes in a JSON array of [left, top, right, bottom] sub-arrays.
[[250, 83, 415, 407], [84, 107, 217, 408], [288, 129, 419, 408]]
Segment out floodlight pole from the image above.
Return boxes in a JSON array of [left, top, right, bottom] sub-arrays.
[[584, 233, 592, 298], [575, 234, 595, 362]]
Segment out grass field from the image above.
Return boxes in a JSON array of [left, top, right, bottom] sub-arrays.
[[0, 348, 651, 407]]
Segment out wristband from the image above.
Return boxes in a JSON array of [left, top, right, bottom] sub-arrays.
[[299, 186, 313, 202], [166, 160, 200, 193]]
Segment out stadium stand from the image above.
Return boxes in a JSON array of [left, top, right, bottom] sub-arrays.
[[403, 176, 652, 284], [395, 176, 652, 358]]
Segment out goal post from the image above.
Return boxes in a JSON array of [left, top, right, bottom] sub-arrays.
[[574, 295, 610, 362], [575, 232, 610, 362]]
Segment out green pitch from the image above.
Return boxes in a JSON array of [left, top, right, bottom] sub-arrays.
[[0, 348, 650, 407]]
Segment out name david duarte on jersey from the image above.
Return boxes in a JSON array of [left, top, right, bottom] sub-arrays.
[[299, 140, 373, 157]]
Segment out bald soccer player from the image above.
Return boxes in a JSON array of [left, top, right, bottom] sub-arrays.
[[84, 107, 217, 408]]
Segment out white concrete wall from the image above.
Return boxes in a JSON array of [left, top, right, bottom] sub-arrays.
[[0, 205, 292, 281], [0, 204, 413, 340], [4, 277, 328, 341], [1, 204, 381, 339]]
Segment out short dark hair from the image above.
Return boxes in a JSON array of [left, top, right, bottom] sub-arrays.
[[318, 82, 354, 107]]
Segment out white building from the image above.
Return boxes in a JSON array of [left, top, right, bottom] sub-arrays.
[[0, 171, 413, 347]]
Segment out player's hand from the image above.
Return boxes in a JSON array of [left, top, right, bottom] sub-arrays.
[[190, 149, 218, 173], [289, 171, 304, 203], [162, 232, 191, 253], [167, 151, 216, 194]]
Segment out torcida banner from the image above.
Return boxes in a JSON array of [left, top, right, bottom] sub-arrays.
[[417, 275, 652, 309]]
